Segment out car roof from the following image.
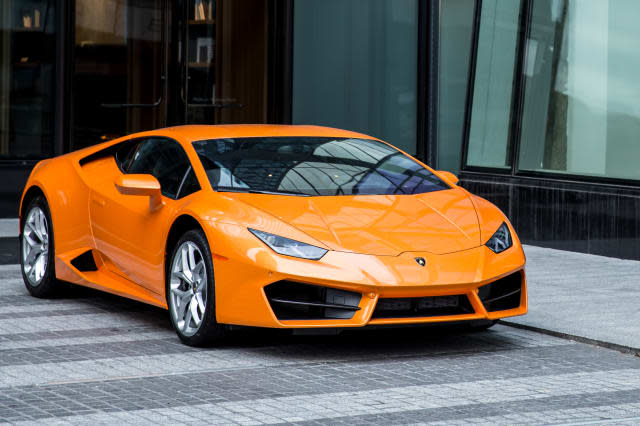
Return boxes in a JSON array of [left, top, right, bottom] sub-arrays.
[[159, 124, 377, 142]]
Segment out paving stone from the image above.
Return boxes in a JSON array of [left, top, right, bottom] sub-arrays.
[[1, 260, 640, 424]]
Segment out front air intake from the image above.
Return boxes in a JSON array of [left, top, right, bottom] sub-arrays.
[[372, 295, 474, 319], [264, 281, 361, 320], [478, 271, 523, 312]]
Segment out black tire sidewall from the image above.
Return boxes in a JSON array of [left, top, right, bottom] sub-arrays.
[[20, 195, 58, 298], [166, 228, 224, 346]]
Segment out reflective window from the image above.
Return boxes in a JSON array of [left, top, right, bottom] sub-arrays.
[[438, 0, 475, 173], [0, 0, 57, 159], [128, 138, 195, 199], [518, 0, 640, 180], [73, 0, 165, 150], [193, 137, 450, 196], [292, 0, 418, 154], [466, 0, 521, 168], [177, 167, 201, 199]]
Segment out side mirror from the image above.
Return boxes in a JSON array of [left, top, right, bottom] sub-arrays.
[[436, 170, 459, 185], [115, 174, 164, 211]]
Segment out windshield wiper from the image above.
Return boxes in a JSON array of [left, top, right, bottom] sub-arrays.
[[215, 186, 311, 197]]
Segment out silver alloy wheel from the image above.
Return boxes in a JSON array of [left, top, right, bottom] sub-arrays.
[[22, 206, 49, 286], [169, 241, 208, 337]]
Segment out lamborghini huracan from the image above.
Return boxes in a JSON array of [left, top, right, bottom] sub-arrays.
[[19, 125, 527, 346]]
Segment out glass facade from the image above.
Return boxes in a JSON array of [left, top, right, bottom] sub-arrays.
[[437, 0, 475, 173], [518, 0, 640, 181], [291, 0, 418, 154], [73, 0, 165, 150], [466, 0, 640, 182], [466, 0, 521, 169], [0, 0, 57, 159]]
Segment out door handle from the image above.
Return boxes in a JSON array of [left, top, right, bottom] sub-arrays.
[[100, 96, 163, 108]]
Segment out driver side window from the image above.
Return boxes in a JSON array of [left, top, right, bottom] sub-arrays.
[[126, 138, 200, 199]]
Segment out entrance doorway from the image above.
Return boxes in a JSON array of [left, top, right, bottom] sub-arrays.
[[71, 0, 272, 151]]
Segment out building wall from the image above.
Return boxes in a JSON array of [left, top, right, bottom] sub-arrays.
[[460, 173, 640, 260], [461, 0, 640, 260]]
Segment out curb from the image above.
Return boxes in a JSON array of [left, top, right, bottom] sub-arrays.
[[500, 320, 640, 357]]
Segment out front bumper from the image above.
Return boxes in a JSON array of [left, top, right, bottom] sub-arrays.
[[207, 223, 528, 328]]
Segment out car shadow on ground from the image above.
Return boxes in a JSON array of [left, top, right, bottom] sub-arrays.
[[57, 283, 529, 362]]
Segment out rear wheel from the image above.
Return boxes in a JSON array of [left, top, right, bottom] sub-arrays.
[[167, 229, 226, 346], [21, 196, 60, 298]]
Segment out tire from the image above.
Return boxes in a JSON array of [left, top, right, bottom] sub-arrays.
[[166, 229, 226, 346], [20, 195, 61, 298]]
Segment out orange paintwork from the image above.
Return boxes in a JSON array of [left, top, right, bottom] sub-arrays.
[[19, 125, 527, 327]]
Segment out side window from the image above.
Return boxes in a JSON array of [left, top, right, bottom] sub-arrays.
[[114, 140, 140, 172], [127, 138, 194, 199], [177, 167, 201, 199]]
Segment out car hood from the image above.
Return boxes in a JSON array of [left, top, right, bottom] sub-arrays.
[[227, 189, 482, 256]]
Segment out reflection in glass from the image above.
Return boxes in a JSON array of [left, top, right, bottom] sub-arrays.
[[466, 0, 521, 168], [438, 0, 475, 173], [193, 137, 449, 196], [0, 0, 56, 159], [73, 0, 164, 150], [518, 0, 640, 180], [292, 0, 418, 154]]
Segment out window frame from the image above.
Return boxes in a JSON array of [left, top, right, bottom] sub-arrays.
[[460, 0, 640, 188], [116, 136, 201, 200]]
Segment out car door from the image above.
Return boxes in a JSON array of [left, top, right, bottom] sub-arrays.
[[89, 137, 200, 294]]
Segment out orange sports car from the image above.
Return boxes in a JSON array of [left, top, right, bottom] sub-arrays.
[[19, 125, 526, 346]]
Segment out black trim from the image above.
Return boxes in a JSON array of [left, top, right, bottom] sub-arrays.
[[416, 0, 429, 162], [481, 288, 521, 305], [78, 142, 125, 167], [70, 250, 98, 272], [461, 170, 640, 193], [478, 272, 522, 312], [268, 0, 294, 124], [270, 298, 361, 312], [372, 295, 474, 319], [264, 281, 362, 320], [460, 0, 482, 172], [507, 0, 532, 173]]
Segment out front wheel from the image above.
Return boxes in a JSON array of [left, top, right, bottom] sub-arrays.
[[167, 229, 226, 346], [20, 195, 60, 298]]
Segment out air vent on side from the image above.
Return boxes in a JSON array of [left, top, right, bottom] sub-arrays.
[[70, 250, 98, 272]]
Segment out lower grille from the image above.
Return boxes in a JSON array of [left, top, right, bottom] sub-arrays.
[[372, 295, 474, 319], [478, 271, 523, 312], [264, 281, 362, 320]]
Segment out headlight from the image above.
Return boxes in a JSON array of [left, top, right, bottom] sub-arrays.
[[485, 222, 512, 254], [248, 228, 328, 260]]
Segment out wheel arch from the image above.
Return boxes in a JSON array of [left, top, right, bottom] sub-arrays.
[[19, 185, 47, 232], [164, 214, 208, 291]]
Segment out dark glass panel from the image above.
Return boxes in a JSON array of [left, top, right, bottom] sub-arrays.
[[0, 0, 56, 159], [193, 137, 449, 196]]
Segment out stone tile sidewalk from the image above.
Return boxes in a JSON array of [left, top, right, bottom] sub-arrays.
[[509, 245, 640, 350]]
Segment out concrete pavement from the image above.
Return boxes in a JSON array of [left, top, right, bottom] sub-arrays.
[[510, 245, 640, 351], [2, 263, 640, 424], [0, 219, 18, 238]]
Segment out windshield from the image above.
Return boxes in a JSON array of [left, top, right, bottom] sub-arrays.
[[192, 137, 450, 196]]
